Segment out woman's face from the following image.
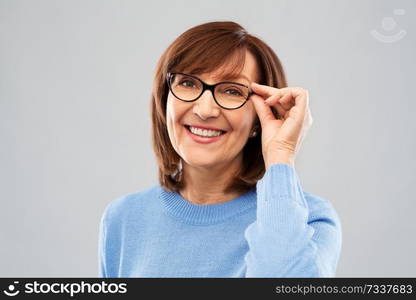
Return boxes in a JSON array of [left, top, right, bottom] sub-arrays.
[[166, 50, 259, 170]]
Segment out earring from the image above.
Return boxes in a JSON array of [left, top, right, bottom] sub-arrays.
[[251, 130, 257, 137], [170, 159, 183, 181]]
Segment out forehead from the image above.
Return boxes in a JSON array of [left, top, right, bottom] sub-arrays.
[[188, 50, 259, 84]]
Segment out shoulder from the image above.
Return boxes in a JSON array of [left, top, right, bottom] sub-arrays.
[[100, 184, 160, 225]]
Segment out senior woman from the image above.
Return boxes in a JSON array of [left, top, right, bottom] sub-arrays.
[[98, 21, 342, 277]]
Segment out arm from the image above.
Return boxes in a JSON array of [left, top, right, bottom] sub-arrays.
[[98, 210, 108, 277], [243, 163, 342, 277], [98, 199, 122, 278]]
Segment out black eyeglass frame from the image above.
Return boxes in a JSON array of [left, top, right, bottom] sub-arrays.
[[166, 72, 253, 110]]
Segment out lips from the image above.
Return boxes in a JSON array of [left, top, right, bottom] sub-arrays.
[[185, 124, 227, 133], [184, 125, 226, 135], [183, 125, 227, 144]]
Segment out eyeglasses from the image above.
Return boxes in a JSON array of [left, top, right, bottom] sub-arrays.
[[166, 72, 252, 110]]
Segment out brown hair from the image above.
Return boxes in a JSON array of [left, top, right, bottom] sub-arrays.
[[150, 21, 287, 194]]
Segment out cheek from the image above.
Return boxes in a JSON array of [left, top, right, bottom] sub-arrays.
[[166, 96, 177, 126], [229, 105, 256, 133], [166, 95, 188, 148], [166, 96, 180, 146]]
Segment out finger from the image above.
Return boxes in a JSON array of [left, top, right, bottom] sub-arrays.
[[251, 82, 281, 98], [279, 87, 308, 119], [250, 94, 276, 127], [264, 90, 282, 104], [266, 98, 287, 120], [266, 92, 293, 112], [278, 93, 294, 110], [264, 92, 286, 119], [278, 87, 308, 108]]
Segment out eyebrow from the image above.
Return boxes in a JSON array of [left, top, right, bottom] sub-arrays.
[[215, 74, 251, 83]]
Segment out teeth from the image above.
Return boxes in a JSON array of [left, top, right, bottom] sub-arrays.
[[189, 126, 223, 137]]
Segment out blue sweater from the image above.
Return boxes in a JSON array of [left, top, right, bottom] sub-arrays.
[[98, 163, 342, 277]]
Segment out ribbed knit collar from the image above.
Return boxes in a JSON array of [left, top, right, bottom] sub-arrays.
[[159, 185, 257, 225]]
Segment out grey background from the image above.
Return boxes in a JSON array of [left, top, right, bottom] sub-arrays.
[[1, 0, 415, 277]]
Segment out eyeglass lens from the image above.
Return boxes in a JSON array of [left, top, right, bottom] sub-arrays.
[[169, 73, 249, 109]]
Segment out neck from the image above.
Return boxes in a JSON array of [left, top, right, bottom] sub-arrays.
[[179, 154, 243, 205]]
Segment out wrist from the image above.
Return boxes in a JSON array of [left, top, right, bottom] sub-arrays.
[[264, 151, 295, 169]]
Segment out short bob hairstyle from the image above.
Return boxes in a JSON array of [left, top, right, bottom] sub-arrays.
[[151, 21, 287, 194]]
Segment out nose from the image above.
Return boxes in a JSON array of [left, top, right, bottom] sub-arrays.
[[192, 89, 220, 120]]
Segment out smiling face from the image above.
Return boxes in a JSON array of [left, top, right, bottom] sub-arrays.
[[166, 49, 260, 170]]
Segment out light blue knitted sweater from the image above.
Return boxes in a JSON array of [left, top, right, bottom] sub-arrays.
[[98, 163, 342, 277]]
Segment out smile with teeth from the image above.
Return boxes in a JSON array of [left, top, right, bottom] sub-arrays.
[[186, 125, 226, 137]]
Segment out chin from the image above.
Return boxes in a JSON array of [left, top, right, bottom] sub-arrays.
[[181, 154, 225, 169]]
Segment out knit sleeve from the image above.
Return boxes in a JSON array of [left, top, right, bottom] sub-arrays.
[[98, 199, 120, 278], [243, 163, 342, 277], [98, 208, 108, 278]]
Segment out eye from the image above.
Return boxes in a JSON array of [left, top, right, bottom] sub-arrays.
[[225, 88, 243, 96], [179, 79, 197, 88]]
